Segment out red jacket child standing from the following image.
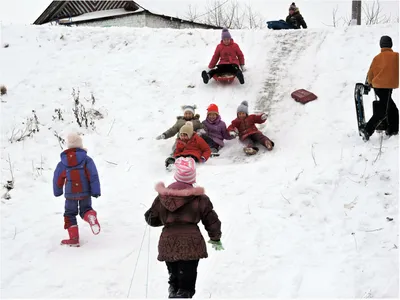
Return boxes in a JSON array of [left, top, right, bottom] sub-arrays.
[[201, 28, 245, 84], [227, 101, 275, 155]]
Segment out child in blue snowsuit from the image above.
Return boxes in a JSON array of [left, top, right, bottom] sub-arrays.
[[53, 132, 101, 247]]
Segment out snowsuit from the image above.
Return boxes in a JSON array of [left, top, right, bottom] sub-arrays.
[[163, 115, 204, 139], [145, 181, 222, 298], [202, 115, 233, 151], [228, 114, 274, 150], [208, 39, 245, 78], [366, 47, 399, 136], [174, 133, 211, 162], [285, 10, 307, 29], [53, 148, 100, 229]]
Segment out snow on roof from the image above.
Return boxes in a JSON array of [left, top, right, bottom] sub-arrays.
[[58, 8, 145, 23]]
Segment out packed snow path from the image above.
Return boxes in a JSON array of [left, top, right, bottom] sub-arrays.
[[1, 24, 398, 298]]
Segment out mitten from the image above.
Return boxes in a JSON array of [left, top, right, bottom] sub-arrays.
[[208, 240, 224, 251], [156, 134, 166, 140], [229, 131, 237, 138], [240, 65, 246, 72], [200, 156, 206, 163], [261, 113, 268, 120], [197, 129, 206, 136]]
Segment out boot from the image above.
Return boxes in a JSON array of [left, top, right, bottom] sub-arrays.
[[83, 210, 101, 235], [201, 71, 209, 84], [61, 225, 80, 247], [243, 147, 258, 155], [264, 139, 275, 150], [168, 285, 177, 298], [236, 70, 244, 84], [173, 289, 192, 298]]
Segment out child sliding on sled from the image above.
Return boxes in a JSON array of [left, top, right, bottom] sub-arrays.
[[228, 101, 275, 155], [53, 132, 101, 247], [145, 157, 223, 298], [201, 27, 245, 84], [165, 121, 211, 168], [201, 103, 234, 155]]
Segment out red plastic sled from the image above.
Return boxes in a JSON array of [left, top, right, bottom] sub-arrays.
[[291, 89, 318, 104], [213, 73, 236, 84]]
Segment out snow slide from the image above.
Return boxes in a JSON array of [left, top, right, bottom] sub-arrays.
[[0, 24, 398, 298]]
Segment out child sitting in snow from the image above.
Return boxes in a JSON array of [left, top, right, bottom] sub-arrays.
[[201, 27, 245, 85], [201, 103, 233, 155], [227, 101, 275, 155], [156, 105, 204, 141], [165, 122, 211, 168], [53, 132, 101, 247], [285, 2, 307, 29]]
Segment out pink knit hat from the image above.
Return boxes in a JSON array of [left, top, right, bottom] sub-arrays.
[[174, 157, 196, 184]]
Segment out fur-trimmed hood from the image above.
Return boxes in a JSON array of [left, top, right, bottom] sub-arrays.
[[155, 182, 205, 212], [177, 114, 200, 120]]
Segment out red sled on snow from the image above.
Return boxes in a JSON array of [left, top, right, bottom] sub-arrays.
[[213, 73, 236, 84], [291, 89, 318, 104]]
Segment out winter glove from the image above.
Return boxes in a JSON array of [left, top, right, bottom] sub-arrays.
[[240, 65, 246, 72], [156, 134, 166, 140], [208, 240, 224, 251], [200, 156, 206, 163], [197, 129, 206, 136], [229, 131, 237, 138], [261, 113, 268, 120]]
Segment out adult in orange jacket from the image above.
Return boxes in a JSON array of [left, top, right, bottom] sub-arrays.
[[201, 28, 245, 84], [165, 122, 211, 168], [362, 35, 399, 139]]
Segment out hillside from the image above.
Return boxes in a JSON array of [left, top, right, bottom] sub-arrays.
[[0, 23, 398, 298]]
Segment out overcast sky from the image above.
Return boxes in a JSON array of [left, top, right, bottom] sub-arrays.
[[0, 0, 398, 28]]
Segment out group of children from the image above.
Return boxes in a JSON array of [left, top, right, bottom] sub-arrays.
[[157, 101, 274, 168]]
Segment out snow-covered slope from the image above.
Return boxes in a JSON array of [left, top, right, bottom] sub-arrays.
[[1, 24, 398, 298]]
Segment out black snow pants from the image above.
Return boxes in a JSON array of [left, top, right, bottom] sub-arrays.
[[166, 259, 199, 298]]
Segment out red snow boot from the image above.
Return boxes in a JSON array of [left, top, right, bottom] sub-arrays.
[[61, 225, 80, 247], [83, 210, 101, 235]]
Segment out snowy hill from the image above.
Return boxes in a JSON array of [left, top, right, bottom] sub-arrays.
[[0, 24, 398, 298]]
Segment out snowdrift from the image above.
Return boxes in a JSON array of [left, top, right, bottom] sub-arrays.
[[0, 23, 398, 298]]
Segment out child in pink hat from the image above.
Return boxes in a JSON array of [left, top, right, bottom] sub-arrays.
[[144, 157, 223, 298]]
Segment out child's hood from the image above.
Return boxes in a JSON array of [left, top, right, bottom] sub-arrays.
[[155, 182, 204, 212], [177, 114, 200, 120], [60, 148, 87, 167]]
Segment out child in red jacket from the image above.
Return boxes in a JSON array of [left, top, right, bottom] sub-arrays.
[[165, 122, 211, 168], [201, 28, 245, 84], [227, 101, 274, 155]]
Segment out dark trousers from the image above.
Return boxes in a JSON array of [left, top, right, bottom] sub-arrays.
[[366, 88, 399, 135], [208, 64, 240, 77], [166, 259, 199, 298], [242, 132, 274, 149], [201, 135, 220, 151], [64, 198, 93, 229], [175, 154, 199, 162]]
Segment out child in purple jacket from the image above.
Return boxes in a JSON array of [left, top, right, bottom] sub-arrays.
[[201, 104, 233, 154], [53, 132, 101, 247]]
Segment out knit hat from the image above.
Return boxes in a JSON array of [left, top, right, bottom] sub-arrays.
[[289, 2, 297, 11], [207, 103, 219, 115], [174, 157, 196, 184], [380, 36, 392, 48], [221, 28, 231, 40], [66, 132, 83, 149], [237, 101, 249, 114], [182, 104, 196, 115], [179, 121, 194, 138]]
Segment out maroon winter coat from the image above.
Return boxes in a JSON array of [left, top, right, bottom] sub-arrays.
[[145, 182, 222, 262], [227, 114, 266, 141]]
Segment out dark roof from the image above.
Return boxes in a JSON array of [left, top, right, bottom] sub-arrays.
[[33, 1, 139, 25]]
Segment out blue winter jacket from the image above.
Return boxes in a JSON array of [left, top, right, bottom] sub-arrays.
[[53, 148, 101, 200]]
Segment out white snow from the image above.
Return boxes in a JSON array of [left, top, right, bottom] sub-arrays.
[[0, 23, 399, 298]]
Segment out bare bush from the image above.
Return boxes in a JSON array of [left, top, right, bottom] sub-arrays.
[[363, 0, 391, 25], [9, 110, 40, 143], [2, 154, 14, 200], [71, 88, 103, 130], [54, 131, 65, 150], [185, 0, 263, 29], [52, 108, 64, 121], [0, 85, 7, 95]]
